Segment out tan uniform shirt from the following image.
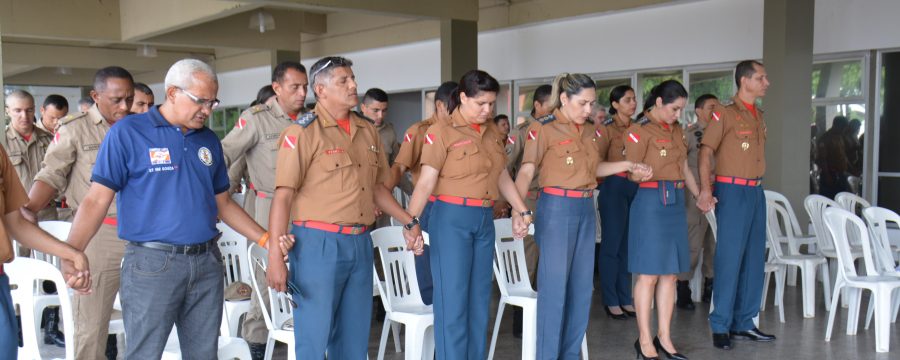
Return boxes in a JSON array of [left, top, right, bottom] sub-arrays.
[[504, 132, 524, 176], [686, 121, 714, 182], [34, 105, 117, 217], [274, 104, 389, 225], [6, 126, 52, 192], [515, 117, 542, 195], [420, 111, 507, 200], [222, 98, 295, 195], [597, 115, 632, 163], [0, 144, 29, 261], [521, 109, 604, 190], [377, 121, 400, 164], [394, 116, 436, 185], [701, 97, 767, 179], [624, 114, 688, 181]]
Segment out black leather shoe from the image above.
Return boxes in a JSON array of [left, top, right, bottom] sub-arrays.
[[701, 278, 713, 303], [712, 333, 732, 350], [730, 328, 776, 342], [654, 337, 688, 360], [676, 281, 695, 310], [105, 334, 118, 360], [623, 307, 637, 317], [42, 308, 65, 347], [634, 339, 660, 360], [604, 306, 628, 320]]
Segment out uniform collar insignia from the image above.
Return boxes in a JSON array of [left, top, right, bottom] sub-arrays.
[[636, 115, 650, 125], [537, 113, 556, 124], [602, 117, 614, 126], [294, 111, 318, 128]]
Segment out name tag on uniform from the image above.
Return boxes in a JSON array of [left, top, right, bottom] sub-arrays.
[[149, 148, 172, 165], [264, 133, 280, 140], [450, 139, 473, 148], [82, 144, 100, 151], [325, 148, 345, 155]]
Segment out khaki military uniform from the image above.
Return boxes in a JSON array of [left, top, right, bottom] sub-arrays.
[[514, 118, 542, 284], [6, 126, 56, 224], [374, 120, 400, 227], [0, 144, 29, 262], [221, 98, 296, 344], [678, 121, 716, 281], [34, 105, 125, 360]]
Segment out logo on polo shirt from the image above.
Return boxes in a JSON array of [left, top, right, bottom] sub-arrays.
[[198, 147, 213, 166], [149, 148, 171, 165]]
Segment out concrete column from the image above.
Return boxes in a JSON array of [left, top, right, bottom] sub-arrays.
[[762, 0, 815, 224], [440, 19, 477, 83]]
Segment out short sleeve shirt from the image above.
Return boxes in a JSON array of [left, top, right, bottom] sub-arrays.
[[394, 116, 436, 185], [521, 109, 604, 189], [274, 104, 389, 225], [221, 98, 295, 193], [701, 97, 767, 179], [6, 126, 53, 192], [624, 114, 688, 181], [0, 144, 29, 215], [420, 111, 507, 200], [91, 106, 229, 245], [596, 115, 632, 163]]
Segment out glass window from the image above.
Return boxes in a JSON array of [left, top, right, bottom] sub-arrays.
[[515, 83, 546, 127], [638, 70, 683, 106], [594, 78, 632, 109], [812, 60, 864, 99], [876, 51, 900, 211], [210, 106, 242, 139], [686, 70, 734, 124], [810, 104, 866, 197]]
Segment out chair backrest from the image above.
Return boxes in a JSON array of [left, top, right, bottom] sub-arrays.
[[765, 200, 792, 259], [247, 244, 293, 332], [216, 222, 250, 286], [705, 211, 718, 242], [492, 218, 536, 297], [31, 221, 72, 266], [835, 192, 871, 216], [862, 207, 900, 273], [371, 226, 426, 311], [824, 207, 878, 278], [805, 194, 840, 253], [765, 190, 805, 237], [7, 257, 76, 360]]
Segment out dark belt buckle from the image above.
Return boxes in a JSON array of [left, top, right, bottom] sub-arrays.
[[482, 199, 491, 207]]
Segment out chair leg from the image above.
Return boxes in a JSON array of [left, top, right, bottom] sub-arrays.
[[391, 321, 403, 353], [522, 304, 537, 360], [801, 263, 817, 318], [820, 263, 832, 309], [787, 266, 799, 287], [873, 288, 893, 353], [761, 270, 771, 311], [378, 317, 392, 360], [892, 291, 900, 323], [581, 335, 589, 360], [405, 322, 426, 360], [775, 266, 786, 323], [264, 337, 275, 360], [865, 295, 875, 330], [487, 302, 507, 360], [424, 326, 435, 360], [825, 281, 843, 341], [846, 288, 862, 335]]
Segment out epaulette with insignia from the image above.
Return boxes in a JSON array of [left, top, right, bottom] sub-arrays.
[[353, 110, 374, 124], [636, 116, 650, 126], [58, 112, 88, 126], [602, 117, 614, 126], [250, 104, 269, 114], [720, 100, 735, 106], [537, 114, 556, 124], [294, 112, 318, 128]]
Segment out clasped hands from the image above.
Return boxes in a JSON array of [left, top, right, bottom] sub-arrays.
[[630, 162, 654, 182]]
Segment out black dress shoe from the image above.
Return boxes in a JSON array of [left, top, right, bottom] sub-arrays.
[[730, 328, 776, 342], [701, 278, 713, 303], [604, 306, 628, 320], [623, 307, 637, 317], [676, 280, 695, 310], [712, 333, 732, 350], [654, 337, 688, 360], [634, 339, 660, 360]]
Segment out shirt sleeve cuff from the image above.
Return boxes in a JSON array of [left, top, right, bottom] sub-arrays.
[[214, 184, 231, 195], [90, 175, 122, 192]]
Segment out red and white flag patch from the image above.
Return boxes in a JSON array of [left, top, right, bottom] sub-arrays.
[[52, 132, 61, 145], [404, 133, 413, 143], [282, 135, 297, 149], [425, 133, 435, 145], [711, 112, 721, 122], [527, 130, 537, 141], [628, 132, 640, 143], [595, 129, 602, 138], [507, 135, 516, 145], [236, 118, 247, 130]]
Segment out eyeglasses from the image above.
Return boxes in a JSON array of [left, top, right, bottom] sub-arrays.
[[177, 87, 220, 110]]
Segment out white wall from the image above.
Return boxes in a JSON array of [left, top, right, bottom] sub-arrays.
[[297, 0, 900, 93]]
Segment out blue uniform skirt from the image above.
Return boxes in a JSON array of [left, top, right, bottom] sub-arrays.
[[627, 181, 690, 275]]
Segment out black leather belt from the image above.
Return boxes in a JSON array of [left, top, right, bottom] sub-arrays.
[[130, 233, 222, 255]]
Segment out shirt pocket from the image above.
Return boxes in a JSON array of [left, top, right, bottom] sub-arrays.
[[366, 146, 382, 182], [649, 140, 674, 173], [319, 151, 354, 191], [443, 143, 479, 179], [550, 141, 581, 175], [8, 154, 24, 167]]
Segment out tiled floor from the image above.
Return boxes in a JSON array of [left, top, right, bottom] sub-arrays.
[[38, 278, 899, 359]]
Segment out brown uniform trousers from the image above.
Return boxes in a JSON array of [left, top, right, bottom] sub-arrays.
[[679, 122, 715, 281], [34, 105, 126, 360]]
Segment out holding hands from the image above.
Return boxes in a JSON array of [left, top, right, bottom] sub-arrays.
[[630, 162, 654, 182]]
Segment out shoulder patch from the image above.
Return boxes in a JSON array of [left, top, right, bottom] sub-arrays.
[[602, 117, 614, 126], [59, 112, 87, 126], [711, 111, 722, 122], [294, 112, 318, 128], [627, 132, 640, 143], [250, 104, 269, 114], [537, 114, 556, 125], [636, 116, 650, 126]]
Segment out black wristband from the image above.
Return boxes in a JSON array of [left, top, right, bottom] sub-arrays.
[[404, 216, 420, 230]]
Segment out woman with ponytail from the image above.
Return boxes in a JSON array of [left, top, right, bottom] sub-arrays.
[[624, 80, 699, 360], [515, 73, 651, 359], [403, 70, 531, 359], [596, 85, 640, 319]]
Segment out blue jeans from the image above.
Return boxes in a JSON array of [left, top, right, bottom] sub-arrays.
[[120, 243, 224, 359], [535, 193, 596, 360], [417, 200, 435, 305], [288, 226, 373, 359], [428, 200, 495, 360], [709, 183, 767, 333], [0, 275, 17, 359]]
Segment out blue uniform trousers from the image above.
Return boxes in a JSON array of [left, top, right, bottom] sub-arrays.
[[0, 275, 17, 359], [428, 200, 495, 360], [288, 226, 373, 359], [597, 175, 638, 306], [416, 200, 435, 305], [709, 183, 767, 333], [535, 193, 596, 360]]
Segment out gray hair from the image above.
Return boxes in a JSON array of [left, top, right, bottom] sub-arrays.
[[308, 56, 353, 98], [5, 89, 35, 107], [164, 59, 217, 90]]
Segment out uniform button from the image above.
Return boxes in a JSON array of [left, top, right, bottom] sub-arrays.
[[335, 164, 339, 167], [360, 213, 363, 216], [362, 187, 365, 191], [358, 164, 361, 168]]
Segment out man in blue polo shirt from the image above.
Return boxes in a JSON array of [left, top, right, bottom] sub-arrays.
[[65, 59, 269, 359]]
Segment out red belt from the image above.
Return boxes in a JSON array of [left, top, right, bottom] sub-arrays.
[[255, 189, 273, 199], [614, 172, 628, 178], [542, 187, 593, 198], [248, 182, 255, 190], [526, 191, 539, 200], [292, 220, 368, 235], [0, 264, 4, 275], [639, 181, 685, 189], [716, 176, 762, 187], [103, 217, 118, 226], [428, 195, 436, 202], [436, 195, 494, 207]]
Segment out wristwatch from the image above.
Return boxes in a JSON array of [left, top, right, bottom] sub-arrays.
[[520, 210, 534, 217], [404, 216, 420, 230]]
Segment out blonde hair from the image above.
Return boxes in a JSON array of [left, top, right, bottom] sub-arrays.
[[546, 73, 595, 111]]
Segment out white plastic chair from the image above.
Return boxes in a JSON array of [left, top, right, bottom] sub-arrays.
[[371, 226, 435, 360], [835, 192, 871, 215], [32, 221, 72, 267], [7, 257, 76, 360], [248, 243, 296, 360], [216, 223, 252, 337], [766, 200, 830, 318], [805, 194, 864, 307], [823, 207, 900, 353], [160, 325, 253, 360], [765, 190, 819, 285], [488, 218, 589, 360], [861, 207, 900, 329]]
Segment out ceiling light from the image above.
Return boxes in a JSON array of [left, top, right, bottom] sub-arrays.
[[249, 10, 275, 33], [137, 44, 158, 58]]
